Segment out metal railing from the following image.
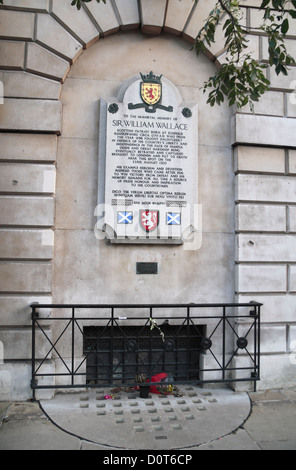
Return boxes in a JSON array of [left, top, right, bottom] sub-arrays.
[[31, 302, 262, 399]]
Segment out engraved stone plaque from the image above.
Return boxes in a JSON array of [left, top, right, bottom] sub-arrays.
[[97, 73, 198, 244]]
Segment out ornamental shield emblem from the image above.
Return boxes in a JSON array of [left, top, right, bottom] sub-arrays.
[[140, 210, 159, 232], [141, 82, 162, 106], [128, 72, 173, 114]]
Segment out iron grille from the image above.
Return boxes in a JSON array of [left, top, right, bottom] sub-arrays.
[[30, 302, 262, 399], [83, 324, 204, 384]]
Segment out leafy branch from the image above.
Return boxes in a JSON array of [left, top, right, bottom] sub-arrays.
[[194, 0, 296, 110], [70, 0, 105, 9], [1, 0, 295, 110], [203, 57, 270, 110], [262, 0, 296, 75]]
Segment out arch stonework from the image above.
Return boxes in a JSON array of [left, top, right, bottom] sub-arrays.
[[0, 0, 296, 399]]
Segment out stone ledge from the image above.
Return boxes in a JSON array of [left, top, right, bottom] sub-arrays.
[[0, 261, 52, 293], [236, 323, 287, 354], [232, 114, 296, 148], [236, 234, 296, 263], [0, 163, 56, 194], [0, 133, 57, 162], [235, 174, 296, 204], [235, 264, 287, 294], [0, 98, 62, 133], [235, 293, 296, 323], [0, 295, 52, 326], [235, 204, 287, 233], [0, 71, 61, 100], [234, 146, 286, 174], [0, 196, 55, 226], [0, 229, 54, 260]]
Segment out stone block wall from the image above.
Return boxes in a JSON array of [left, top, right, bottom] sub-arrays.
[[0, 131, 56, 398], [0, 0, 295, 399], [234, 142, 296, 389]]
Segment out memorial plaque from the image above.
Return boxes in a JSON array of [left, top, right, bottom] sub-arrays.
[[97, 72, 199, 244], [136, 262, 158, 275]]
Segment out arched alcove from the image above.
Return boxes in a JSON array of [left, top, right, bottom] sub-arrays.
[[2, 2, 295, 399], [53, 30, 234, 305], [0, 1, 238, 400]]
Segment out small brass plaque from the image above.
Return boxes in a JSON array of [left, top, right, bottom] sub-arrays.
[[136, 262, 158, 274]]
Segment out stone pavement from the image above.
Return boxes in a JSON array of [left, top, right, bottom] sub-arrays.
[[0, 386, 296, 451]]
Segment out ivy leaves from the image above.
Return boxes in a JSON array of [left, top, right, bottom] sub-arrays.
[[194, 0, 296, 110]]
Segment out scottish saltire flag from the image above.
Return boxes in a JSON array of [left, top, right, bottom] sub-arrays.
[[117, 211, 133, 224], [166, 212, 181, 225]]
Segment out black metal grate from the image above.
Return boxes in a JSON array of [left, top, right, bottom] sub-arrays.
[[30, 302, 262, 399], [83, 324, 204, 384]]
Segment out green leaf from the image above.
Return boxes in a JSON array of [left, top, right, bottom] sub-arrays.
[[281, 18, 289, 35], [269, 37, 277, 49]]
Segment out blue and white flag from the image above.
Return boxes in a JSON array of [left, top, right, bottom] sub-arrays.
[[117, 211, 133, 224], [166, 212, 181, 225]]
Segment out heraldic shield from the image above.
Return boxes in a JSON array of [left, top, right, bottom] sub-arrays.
[[140, 82, 161, 106], [140, 210, 159, 232]]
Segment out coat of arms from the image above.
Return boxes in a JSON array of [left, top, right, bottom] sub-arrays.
[[140, 72, 162, 106], [140, 210, 159, 232], [128, 72, 173, 113]]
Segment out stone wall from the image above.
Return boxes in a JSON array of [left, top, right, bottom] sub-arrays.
[[0, 0, 295, 399]]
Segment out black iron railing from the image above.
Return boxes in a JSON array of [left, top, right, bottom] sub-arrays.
[[31, 302, 262, 399]]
